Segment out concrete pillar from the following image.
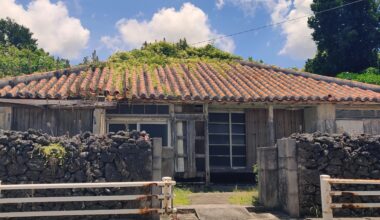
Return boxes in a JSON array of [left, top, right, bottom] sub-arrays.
[[268, 105, 275, 145], [0, 107, 12, 130], [152, 138, 163, 215], [161, 147, 174, 178], [277, 138, 299, 217], [304, 104, 336, 133], [258, 146, 278, 208], [93, 108, 106, 134]]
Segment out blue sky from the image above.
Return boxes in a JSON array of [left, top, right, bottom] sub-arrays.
[[2, 0, 317, 68]]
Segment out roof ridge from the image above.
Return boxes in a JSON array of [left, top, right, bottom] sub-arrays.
[[239, 60, 380, 93], [0, 65, 88, 88]]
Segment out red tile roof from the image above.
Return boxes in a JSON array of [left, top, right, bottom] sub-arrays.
[[0, 61, 380, 103]]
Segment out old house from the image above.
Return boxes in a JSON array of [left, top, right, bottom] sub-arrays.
[[0, 61, 379, 182]]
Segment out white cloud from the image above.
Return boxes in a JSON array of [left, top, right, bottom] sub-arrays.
[[215, 0, 270, 16], [217, 0, 316, 59], [102, 3, 235, 53], [271, 0, 316, 59], [0, 0, 90, 59], [216, 0, 225, 9]]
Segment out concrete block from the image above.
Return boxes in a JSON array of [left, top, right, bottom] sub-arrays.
[[336, 119, 364, 134]]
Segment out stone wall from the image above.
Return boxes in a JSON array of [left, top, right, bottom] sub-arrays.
[[0, 129, 153, 219], [294, 132, 380, 217]]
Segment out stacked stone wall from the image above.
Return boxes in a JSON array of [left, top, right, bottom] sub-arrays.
[[0, 129, 153, 219], [294, 132, 380, 217]]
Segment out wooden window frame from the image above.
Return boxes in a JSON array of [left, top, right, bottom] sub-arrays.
[[208, 110, 246, 168], [106, 117, 171, 147]]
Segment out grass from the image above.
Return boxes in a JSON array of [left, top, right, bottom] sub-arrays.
[[173, 187, 192, 206], [173, 185, 258, 206], [228, 187, 258, 206]]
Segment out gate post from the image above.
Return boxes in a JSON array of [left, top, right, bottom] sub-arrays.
[[320, 175, 333, 220], [258, 146, 279, 208], [152, 138, 162, 219]]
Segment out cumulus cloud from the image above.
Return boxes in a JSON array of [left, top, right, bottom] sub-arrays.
[[272, 0, 316, 59], [215, 0, 269, 16], [0, 0, 90, 59], [216, 0, 316, 59], [101, 3, 235, 53]]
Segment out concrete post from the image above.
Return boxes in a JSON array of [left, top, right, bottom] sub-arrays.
[[258, 146, 278, 208], [152, 138, 163, 215], [0, 107, 12, 130], [304, 104, 336, 133], [161, 147, 174, 178], [277, 138, 300, 217], [93, 108, 106, 134], [268, 105, 275, 145]]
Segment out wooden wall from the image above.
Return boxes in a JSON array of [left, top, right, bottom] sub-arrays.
[[246, 109, 269, 166], [274, 109, 304, 140], [246, 108, 304, 166], [12, 107, 93, 136]]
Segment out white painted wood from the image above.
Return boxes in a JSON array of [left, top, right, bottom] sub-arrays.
[[320, 175, 333, 220], [0, 209, 162, 218], [331, 191, 380, 196], [0, 195, 164, 204], [0, 178, 176, 218], [176, 121, 185, 172], [320, 175, 380, 220], [0, 181, 175, 190]]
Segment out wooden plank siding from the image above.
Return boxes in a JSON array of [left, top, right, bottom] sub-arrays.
[[245, 108, 304, 167], [245, 109, 269, 166], [12, 107, 93, 136], [273, 109, 304, 140]]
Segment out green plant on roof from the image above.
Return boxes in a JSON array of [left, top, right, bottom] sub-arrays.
[[106, 39, 242, 68]]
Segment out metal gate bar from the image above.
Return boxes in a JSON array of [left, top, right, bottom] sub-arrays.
[[0, 176, 176, 218], [320, 175, 380, 220]]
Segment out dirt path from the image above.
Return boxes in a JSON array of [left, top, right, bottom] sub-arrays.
[[188, 192, 236, 205]]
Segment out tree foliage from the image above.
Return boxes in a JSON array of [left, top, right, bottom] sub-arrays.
[[107, 39, 242, 69], [0, 18, 69, 77], [337, 67, 380, 85], [0, 45, 69, 77], [0, 17, 37, 50], [305, 0, 380, 76]]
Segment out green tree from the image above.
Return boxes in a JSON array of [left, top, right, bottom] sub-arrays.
[[0, 18, 37, 50], [0, 19, 70, 77], [305, 0, 380, 76], [0, 45, 69, 77]]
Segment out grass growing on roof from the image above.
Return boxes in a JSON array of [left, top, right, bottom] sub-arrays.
[[107, 40, 242, 68]]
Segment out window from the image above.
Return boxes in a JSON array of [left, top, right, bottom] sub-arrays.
[[208, 112, 246, 168], [106, 104, 169, 115], [108, 122, 169, 146]]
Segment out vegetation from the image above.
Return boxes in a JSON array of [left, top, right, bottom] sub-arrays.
[[173, 185, 259, 206], [39, 143, 66, 165], [107, 39, 242, 70], [337, 67, 380, 85], [228, 187, 258, 206], [305, 0, 380, 76], [0, 18, 70, 77], [173, 187, 192, 206]]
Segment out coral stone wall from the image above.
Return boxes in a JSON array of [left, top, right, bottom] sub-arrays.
[[0, 129, 153, 219], [294, 132, 380, 217]]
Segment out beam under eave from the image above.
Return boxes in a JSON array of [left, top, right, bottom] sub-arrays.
[[0, 98, 117, 109]]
